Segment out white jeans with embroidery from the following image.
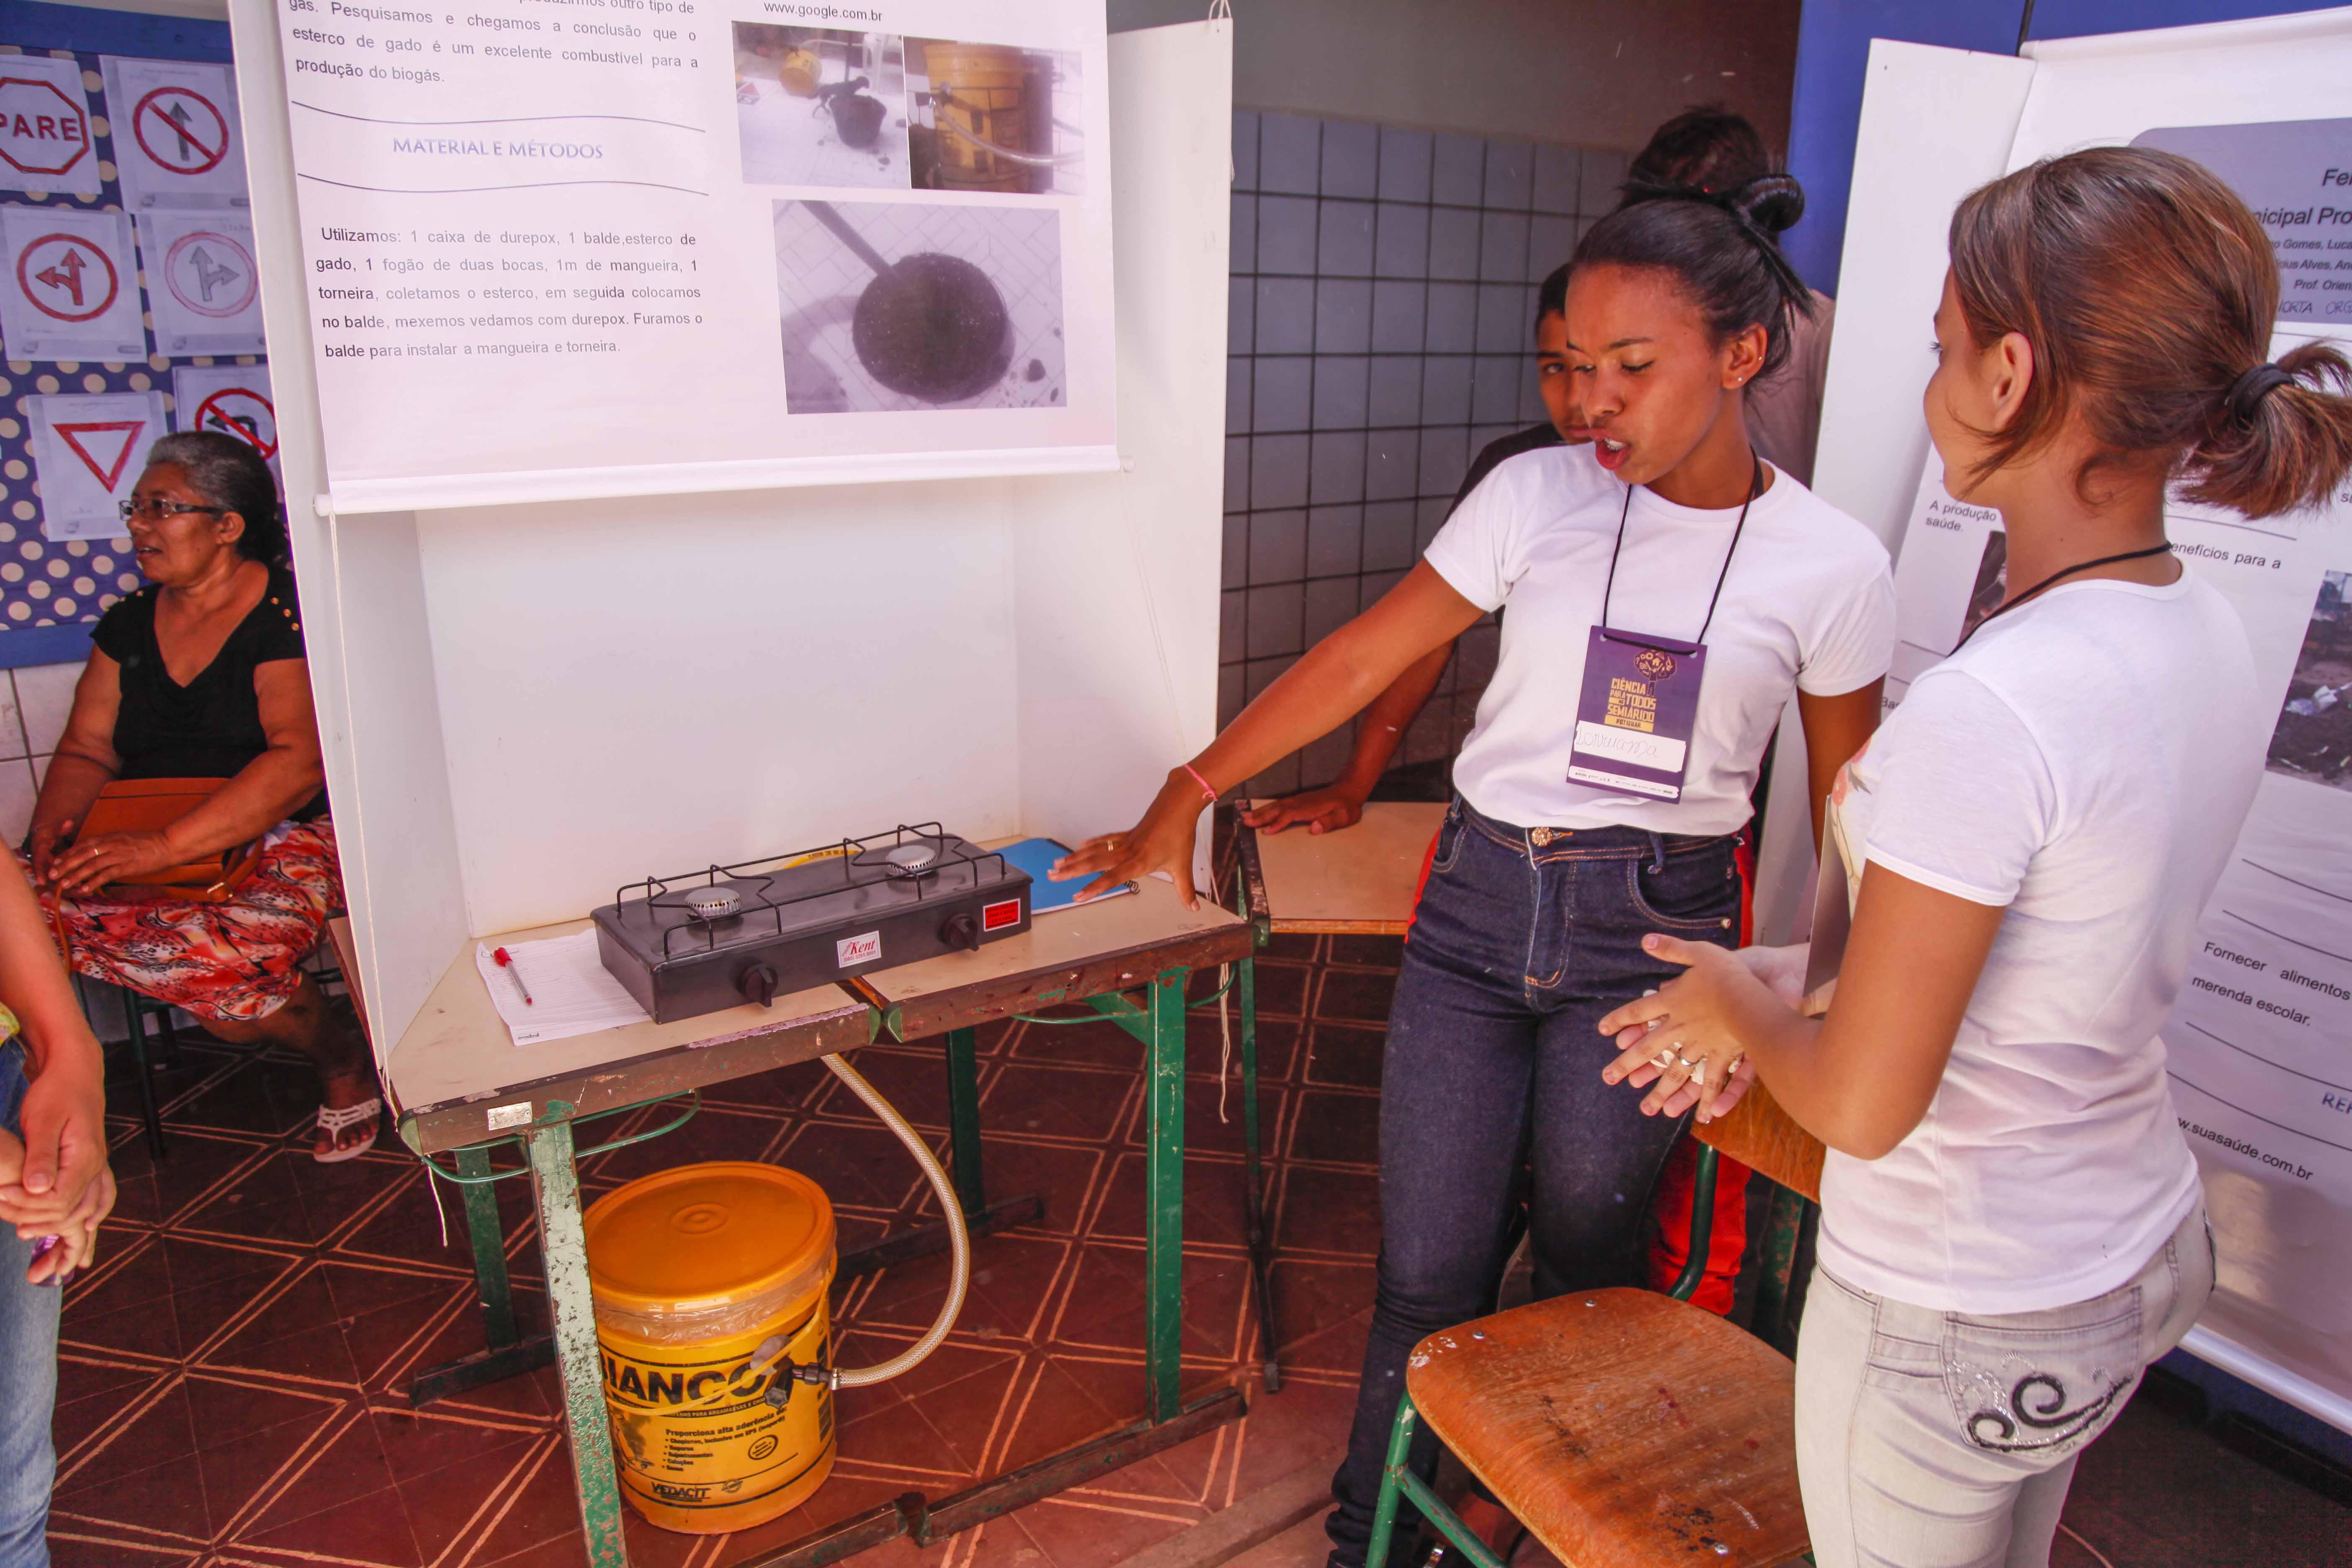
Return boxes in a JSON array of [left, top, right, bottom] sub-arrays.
[[1795, 1199, 2213, 1568]]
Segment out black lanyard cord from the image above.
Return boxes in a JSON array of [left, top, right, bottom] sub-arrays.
[[1598, 452, 1763, 650], [1953, 541, 2175, 650]]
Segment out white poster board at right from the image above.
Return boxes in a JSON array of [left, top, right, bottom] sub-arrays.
[[1855, 10, 2352, 1434]]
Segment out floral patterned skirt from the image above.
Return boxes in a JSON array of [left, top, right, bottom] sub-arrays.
[[39, 818, 343, 1024]]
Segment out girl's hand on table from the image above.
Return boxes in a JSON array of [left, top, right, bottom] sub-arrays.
[[1050, 771, 1211, 908], [1240, 785, 1368, 836]]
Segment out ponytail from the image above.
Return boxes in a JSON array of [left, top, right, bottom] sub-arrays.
[[2184, 342, 2352, 518], [1573, 173, 1816, 379], [1951, 146, 2352, 520]]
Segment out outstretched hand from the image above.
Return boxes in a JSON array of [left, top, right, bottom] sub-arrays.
[[1049, 771, 1210, 908]]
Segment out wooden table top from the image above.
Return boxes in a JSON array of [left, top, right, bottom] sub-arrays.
[[1238, 800, 1446, 935]]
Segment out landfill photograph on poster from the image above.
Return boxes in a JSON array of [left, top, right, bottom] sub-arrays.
[[2266, 569, 2352, 788]]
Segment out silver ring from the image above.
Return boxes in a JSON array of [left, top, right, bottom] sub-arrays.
[[1674, 1053, 1697, 1069]]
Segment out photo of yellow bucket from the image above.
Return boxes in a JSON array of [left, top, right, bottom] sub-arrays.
[[921, 41, 1033, 193], [583, 1162, 838, 1534]]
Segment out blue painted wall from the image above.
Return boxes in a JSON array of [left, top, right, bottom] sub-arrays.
[[1785, 0, 2347, 293]]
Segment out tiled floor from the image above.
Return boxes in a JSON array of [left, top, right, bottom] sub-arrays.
[[46, 931, 1373, 1568], [45, 934, 2352, 1568]]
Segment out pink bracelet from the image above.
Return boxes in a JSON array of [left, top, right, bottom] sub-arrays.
[[1182, 763, 1219, 805]]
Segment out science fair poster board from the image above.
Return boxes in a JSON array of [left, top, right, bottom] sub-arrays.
[[1827, 10, 2352, 1433], [268, 0, 1114, 513]]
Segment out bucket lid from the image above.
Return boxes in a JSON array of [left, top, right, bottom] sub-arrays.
[[583, 1162, 835, 1315]]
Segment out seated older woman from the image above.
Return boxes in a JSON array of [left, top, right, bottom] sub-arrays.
[[25, 431, 377, 1161]]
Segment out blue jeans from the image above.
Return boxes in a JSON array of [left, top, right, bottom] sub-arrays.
[[1326, 801, 1742, 1567], [0, 1042, 55, 1568]]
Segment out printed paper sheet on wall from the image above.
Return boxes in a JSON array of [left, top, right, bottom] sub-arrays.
[[270, 0, 1116, 510]]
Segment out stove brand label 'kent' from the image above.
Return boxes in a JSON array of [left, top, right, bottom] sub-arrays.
[[836, 931, 882, 968]]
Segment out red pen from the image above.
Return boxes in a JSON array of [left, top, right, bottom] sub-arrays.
[[493, 946, 534, 1006]]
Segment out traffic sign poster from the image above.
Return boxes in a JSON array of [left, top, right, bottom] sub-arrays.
[[26, 390, 165, 540], [0, 54, 102, 199], [138, 211, 265, 355], [99, 56, 246, 210], [0, 205, 145, 361], [172, 361, 277, 478]]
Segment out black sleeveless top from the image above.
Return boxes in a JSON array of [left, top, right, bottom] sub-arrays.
[[90, 564, 328, 820]]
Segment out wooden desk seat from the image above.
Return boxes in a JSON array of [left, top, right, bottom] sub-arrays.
[[1370, 1083, 1824, 1568], [1406, 1289, 1804, 1567]]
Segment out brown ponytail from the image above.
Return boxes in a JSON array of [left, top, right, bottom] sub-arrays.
[[1948, 145, 2352, 519]]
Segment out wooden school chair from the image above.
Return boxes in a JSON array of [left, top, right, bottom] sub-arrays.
[[1364, 1083, 1827, 1568]]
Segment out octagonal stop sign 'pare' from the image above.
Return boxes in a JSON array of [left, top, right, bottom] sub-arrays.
[[0, 77, 91, 179]]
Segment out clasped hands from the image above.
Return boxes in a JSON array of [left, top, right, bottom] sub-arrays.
[[1599, 935, 1810, 1122]]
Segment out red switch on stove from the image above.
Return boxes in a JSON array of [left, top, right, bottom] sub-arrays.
[[983, 898, 1022, 931]]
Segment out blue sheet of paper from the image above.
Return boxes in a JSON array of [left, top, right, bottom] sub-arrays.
[[996, 836, 1134, 915]]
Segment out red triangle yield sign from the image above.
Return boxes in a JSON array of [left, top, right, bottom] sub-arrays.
[[54, 420, 143, 491]]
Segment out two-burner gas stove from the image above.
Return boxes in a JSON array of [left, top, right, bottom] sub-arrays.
[[592, 824, 1033, 1024]]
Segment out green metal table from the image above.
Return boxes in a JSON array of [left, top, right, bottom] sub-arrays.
[[383, 880, 1255, 1567]]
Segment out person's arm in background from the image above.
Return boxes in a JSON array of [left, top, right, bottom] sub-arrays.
[[1239, 643, 1452, 834], [1795, 680, 1882, 853], [0, 858, 114, 1282]]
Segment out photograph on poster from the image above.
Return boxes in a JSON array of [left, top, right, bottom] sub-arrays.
[[1960, 528, 2007, 646], [733, 26, 911, 190], [773, 198, 1065, 414], [2266, 570, 2352, 787], [905, 39, 1086, 196]]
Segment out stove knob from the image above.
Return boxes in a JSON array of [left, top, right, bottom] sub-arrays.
[[941, 912, 981, 952], [740, 962, 779, 1008]]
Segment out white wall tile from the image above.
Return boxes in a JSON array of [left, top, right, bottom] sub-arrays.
[[14, 662, 80, 759], [0, 758, 34, 848]]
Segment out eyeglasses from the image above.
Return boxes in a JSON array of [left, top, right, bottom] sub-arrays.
[[117, 498, 224, 524]]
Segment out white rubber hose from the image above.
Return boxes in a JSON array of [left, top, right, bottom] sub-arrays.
[[821, 1052, 970, 1387]]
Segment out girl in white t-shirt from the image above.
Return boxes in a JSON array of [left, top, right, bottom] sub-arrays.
[[1056, 175, 1896, 1565], [1600, 147, 2352, 1568]]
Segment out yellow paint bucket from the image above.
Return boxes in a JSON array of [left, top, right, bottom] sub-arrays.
[[583, 1162, 837, 1534]]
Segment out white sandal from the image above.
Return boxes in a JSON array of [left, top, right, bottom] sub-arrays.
[[313, 1096, 382, 1164]]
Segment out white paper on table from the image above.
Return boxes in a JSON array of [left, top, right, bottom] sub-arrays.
[[474, 931, 649, 1047]]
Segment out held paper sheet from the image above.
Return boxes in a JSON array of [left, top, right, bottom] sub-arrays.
[[269, 0, 1116, 510]]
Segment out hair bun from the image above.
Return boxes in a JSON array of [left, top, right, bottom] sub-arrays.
[[1728, 174, 1805, 237]]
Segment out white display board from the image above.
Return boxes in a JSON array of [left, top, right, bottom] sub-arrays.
[[1814, 9, 2352, 1434], [266, 0, 1117, 512], [228, 4, 1226, 1069]]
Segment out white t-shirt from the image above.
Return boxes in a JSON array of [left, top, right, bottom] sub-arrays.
[[1819, 573, 2263, 1314], [1424, 444, 1894, 834]]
